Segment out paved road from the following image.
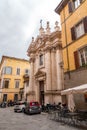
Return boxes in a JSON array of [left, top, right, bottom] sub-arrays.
[[0, 107, 84, 130]]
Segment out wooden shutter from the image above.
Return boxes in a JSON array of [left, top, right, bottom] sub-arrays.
[[74, 51, 80, 69], [83, 16, 87, 33], [68, 1, 73, 13], [71, 27, 76, 40]]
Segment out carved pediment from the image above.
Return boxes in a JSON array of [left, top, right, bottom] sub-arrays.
[[35, 69, 46, 78]]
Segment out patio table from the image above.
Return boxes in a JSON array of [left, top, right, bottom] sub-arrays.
[[66, 112, 78, 125]]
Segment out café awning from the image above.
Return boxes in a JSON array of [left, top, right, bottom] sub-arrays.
[[61, 84, 87, 95]]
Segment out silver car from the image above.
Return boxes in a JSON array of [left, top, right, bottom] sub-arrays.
[[14, 101, 26, 112]]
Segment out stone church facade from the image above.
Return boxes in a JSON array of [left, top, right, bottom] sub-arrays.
[[27, 21, 64, 105]]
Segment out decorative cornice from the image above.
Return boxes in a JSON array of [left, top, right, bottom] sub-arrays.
[[35, 70, 46, 78], [44, 90, 61, 95], [0, 56, 29, 65], [27, 24, 62, 56], [55, 0, 69, 14]]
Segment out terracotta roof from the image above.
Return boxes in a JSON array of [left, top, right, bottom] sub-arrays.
[[55, 0, 69, 14]]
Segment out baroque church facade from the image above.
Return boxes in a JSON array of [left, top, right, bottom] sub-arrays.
[[27, 21, 64, 105]]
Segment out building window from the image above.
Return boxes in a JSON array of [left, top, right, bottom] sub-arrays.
[[25, 69, 29, 75], [3, 67, 12, 75], [14, 94, 18, 101], [3, 79, 9, 88], [39, 54, 43, 66], [71, 16, 87, 40], [74, 47, 87, 69], [16, 68, 20, 75], [79, 47, 87, 66], [75, 21, 85, 38], [15, 80, 20, 88], [3, 94, 7, 102], [73, 0, 81, 9], [68, 0, 83, 13]]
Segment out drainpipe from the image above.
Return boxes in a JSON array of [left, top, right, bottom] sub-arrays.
[[63, 8, 71, 79]]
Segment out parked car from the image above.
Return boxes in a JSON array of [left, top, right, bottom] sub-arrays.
[[24, 101, 41, 115], [0, 102, 7, 108], [14, 101, 26, 112]]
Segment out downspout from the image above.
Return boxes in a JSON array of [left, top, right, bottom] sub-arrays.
[[63, 8, 71, 79]]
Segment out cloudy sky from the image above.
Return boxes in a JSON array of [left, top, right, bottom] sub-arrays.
[[0, 0, 61, 61]]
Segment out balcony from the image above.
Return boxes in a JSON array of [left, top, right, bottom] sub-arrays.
[[19, 88, 24, 93], [23, 74, 29, 83]]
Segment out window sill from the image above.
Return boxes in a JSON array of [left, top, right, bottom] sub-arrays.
[[72, 33, 87, 42], [63, 33, 87, 49]]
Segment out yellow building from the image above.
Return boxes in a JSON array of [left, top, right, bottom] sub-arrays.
[[55, 0, 87, 84], [0, 56, 30, 102], [55, 0, 87, 110]]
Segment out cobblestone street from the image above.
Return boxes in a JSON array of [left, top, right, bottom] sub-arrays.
[[0, 107, 84, 130]]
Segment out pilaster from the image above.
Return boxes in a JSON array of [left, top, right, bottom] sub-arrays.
[[51, 48, 57, 90], [28, 55, 35, 101], [45, 49, 52, 91], [56, 47, 63, 90]]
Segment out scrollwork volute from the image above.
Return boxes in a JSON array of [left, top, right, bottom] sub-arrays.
[[29, 53, 35, 63]]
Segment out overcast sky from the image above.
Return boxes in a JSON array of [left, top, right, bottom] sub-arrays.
[[0, 0, 61, 61]]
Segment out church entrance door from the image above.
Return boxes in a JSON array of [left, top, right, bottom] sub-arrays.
[[39, 81, 44, 105]]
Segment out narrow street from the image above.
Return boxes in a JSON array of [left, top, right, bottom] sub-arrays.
[[0, 107, 84, 130]]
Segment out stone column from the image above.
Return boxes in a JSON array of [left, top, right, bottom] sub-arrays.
[[29, 60, 34, 91], [51, 48, 57, 90], [45, 49, 51, 91], [27, 57, 35, 101], [24, 83, 26, 100], [56, 47, 63, 90], [35, 54, 38, 73], [35, 80, 39, 102]]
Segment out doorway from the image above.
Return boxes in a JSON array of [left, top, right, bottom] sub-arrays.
[[3, 94, 7, 102], [39, 81, 44, 105], [14, 94, 18, 102]]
